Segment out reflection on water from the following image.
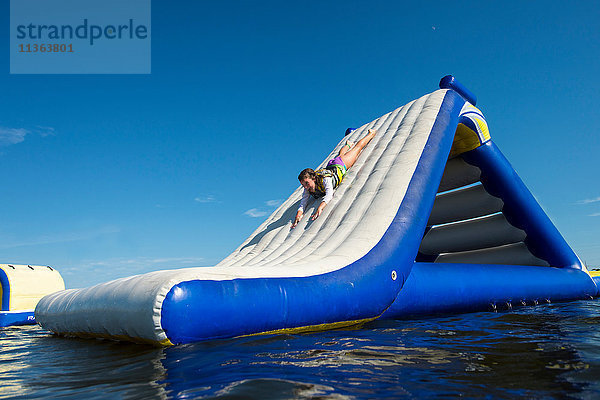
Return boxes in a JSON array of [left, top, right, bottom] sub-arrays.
[[2, 300, 600, 398], [0, 326, 167, 399]]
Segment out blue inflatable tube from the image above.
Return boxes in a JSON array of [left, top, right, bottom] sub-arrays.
[[383, 262, 597, 318], [439, 75, 477, 105], [0, 268, 10, 312]]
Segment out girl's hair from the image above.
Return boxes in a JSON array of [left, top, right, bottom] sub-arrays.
[[298, 168, 316, 182]]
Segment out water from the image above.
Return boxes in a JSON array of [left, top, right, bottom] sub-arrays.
[[2, 300, 600, 399]]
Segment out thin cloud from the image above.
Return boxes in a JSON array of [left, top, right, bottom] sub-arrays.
[[33, 125, 56, 137], [0, 127, 28, 146], [589, 213, 600, 217], [0, 125, 56, 147], [244, 208, 268, 218], [265, 199, 283, 207], [244, 199, 283, 218], [195, 195, 217, 203], [578, 197, 600, 205]]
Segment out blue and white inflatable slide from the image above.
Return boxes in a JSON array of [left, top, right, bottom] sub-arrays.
[[36, 76, 599, 346]]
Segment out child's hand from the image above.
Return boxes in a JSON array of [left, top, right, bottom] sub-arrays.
[[311, 202, 326, 221], [311, 209, 322, 220], [291, 211, 303, 228]]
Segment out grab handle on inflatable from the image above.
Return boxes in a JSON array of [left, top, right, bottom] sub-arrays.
[[439, 75, 477, 106]]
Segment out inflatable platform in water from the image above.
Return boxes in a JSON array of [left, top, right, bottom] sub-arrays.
[[35, 76, 598, 345], [0, 264, 64, 327]]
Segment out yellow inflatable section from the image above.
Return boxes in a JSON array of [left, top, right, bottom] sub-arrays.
[[448, 103, 491, 159], [0, 264, 64, 326]]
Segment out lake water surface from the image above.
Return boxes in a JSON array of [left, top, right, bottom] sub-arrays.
[[2, 300, 600, 399]]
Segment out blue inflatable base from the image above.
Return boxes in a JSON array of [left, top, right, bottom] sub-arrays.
[[382, 263, 598, 319], [0, 311, 36, 327]]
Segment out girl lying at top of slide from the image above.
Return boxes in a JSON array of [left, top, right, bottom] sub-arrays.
[[292, 128, 377, 228]]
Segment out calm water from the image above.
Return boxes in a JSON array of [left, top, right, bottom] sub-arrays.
[[2, 300, 600, 399]]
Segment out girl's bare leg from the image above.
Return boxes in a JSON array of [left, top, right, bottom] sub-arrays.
[[338, 140, 354, 157], [339, 129, 376, 169]]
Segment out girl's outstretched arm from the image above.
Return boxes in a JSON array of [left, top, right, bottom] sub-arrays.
[[311, 201, 327, 220]]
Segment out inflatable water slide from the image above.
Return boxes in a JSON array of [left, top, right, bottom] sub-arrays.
[[35, 76, 599, 345]]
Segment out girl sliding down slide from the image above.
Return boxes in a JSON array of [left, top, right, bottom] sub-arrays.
[[292, 129, 377, 227]]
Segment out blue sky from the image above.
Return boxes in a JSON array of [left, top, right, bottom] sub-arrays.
[[1, 1, 599, 288]]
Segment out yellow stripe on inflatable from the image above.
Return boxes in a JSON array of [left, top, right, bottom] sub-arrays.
[[241, 315, 381, 338], [476, 118, 491, 142]]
